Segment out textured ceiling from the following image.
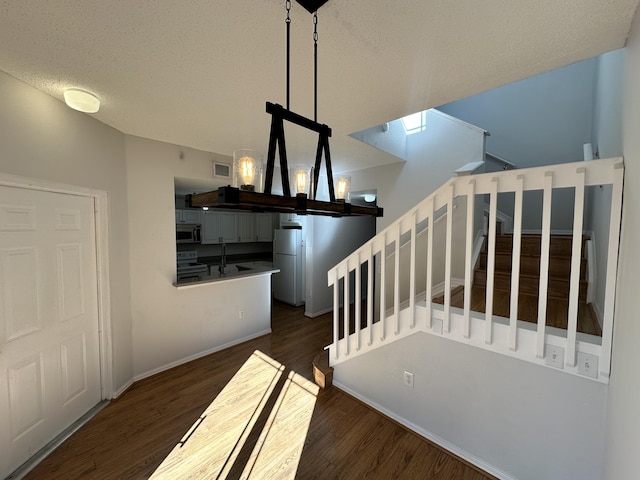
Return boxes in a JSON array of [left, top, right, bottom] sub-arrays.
[[1, 0, 638, 172]]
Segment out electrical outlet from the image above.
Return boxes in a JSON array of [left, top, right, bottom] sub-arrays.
[[432, 318, 443, 335], [239, 309, 245, 319], [545, 344, 564, 369], [403, 370, 414, 388], [577, 352, 598, 379]]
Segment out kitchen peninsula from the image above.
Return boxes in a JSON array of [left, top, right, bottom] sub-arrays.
[[174, 260, 279, 288]]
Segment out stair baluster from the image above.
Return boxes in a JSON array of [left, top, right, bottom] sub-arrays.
[[326, 158, 624, 384], [509, 175, 525, 351], [567, 168, 586, 367]]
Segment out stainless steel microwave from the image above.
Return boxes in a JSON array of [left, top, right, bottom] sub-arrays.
[[176, 224, 201, 244]]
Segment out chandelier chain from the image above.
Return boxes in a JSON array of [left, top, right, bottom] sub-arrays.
[[313, 11, 318, 121], [285, 0, 291, 110], [313, 11, 318, 42]]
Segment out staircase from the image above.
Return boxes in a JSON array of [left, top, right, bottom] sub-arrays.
[[327, 158, 624, 383], [477, 234, 587, 301], [436, 233, 601, 336]]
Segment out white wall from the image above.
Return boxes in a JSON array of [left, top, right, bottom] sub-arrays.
[[603, 8, 640, 479], [349, 119, 407, 160], [304, 215, 375, 317], [334, 332, 607, 480], [0, 71, 134, 394], [390, 197, 469, 307], [350, 109, 486, 231], [125, 136, 272, 378]]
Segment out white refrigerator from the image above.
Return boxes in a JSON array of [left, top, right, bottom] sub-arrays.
[[273, 228, 304, 306]]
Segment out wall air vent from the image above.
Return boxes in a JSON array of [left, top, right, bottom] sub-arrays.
[[213, 162, 231, 179]]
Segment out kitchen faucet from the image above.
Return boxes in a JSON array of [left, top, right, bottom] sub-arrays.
[[218, 243, 227, 275]]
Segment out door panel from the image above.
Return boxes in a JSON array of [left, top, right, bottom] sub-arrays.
[[61, 333, 89, 405], [57, 244, 85, 321], [3, 247, 40, 341], [0, 185, 101, 477], [8, 353, 45, 441]]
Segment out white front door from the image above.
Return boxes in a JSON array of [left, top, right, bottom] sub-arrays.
[[0, 185, 101, 477]]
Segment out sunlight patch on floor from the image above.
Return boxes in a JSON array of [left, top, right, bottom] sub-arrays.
[[149, 350, 319, 479]]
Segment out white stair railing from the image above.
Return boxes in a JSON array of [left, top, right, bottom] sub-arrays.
[[328, 157, 624, 383]]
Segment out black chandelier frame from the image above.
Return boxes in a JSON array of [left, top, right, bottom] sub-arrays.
[[188, 0, 382, 218]]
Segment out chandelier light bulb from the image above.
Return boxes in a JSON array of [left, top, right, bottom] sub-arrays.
[[335, 175, 351, 201], [295, 171, 307, 192], [233, 149, 264, 192], [290, 165, 312, 196], [239, 156, 256, 185]]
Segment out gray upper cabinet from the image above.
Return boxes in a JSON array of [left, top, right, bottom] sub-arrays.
[[175, 209, 202, 224], [255, 213, 274, 242], [218, 212, 238, 243], [200, 211, 274, 244], [237, 212, 254, 243], [201, 210, 221, 244]]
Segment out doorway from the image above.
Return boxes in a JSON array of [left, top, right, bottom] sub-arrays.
[[0, 177, 112, 477]]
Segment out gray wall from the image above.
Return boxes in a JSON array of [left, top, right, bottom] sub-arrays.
[[592, 49, 624, 159], [437, 58, 597, 168], [585, 49, 624, 325], [439, 57, 613, 234], [604, 9, 640, 479], [334, 332, 607, 480], [0, 71, 134, 393]]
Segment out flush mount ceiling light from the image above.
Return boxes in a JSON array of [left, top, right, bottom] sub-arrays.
[[189, 0, 382, 218], [63, 88, 100, 113]]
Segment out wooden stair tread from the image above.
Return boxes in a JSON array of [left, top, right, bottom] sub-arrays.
[[485, 233, 589, 259], [468, 232, 594, 325], [478, 254, 587, 280], [474, 267, 587, 282], [473, 269, 587, 301], [433, 285, 601, 336]]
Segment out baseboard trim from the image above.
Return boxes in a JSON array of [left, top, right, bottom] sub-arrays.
[[304, 306, 333, 318], [333, 381, 516, 480], [7, 401, 110, 480], [112, 378, 135, 399], [132, 329, 272, 383]]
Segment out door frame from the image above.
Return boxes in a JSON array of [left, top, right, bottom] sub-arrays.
[[0, 172, 113, 399]]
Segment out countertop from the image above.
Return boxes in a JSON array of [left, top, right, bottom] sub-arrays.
[[174, 260, 279, 288]]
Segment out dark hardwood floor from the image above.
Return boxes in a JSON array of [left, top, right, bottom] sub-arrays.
[[24, 301, 495, 480]]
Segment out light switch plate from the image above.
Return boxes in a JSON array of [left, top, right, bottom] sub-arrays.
[[545, 344, 564, 369], [403, 371, 414, 388], [577, 352, 598, 379]]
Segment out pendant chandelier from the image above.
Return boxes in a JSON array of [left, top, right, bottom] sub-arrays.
[[188, 0, 382, 218]]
